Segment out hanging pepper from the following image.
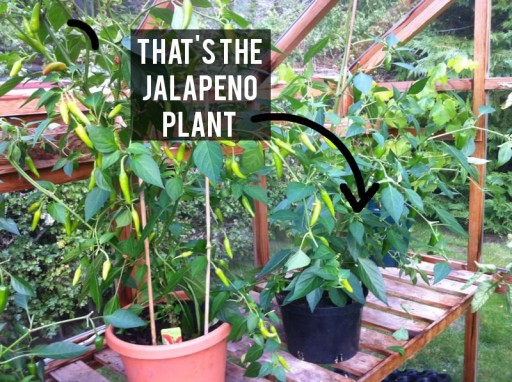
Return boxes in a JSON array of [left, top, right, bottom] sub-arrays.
[[119, 158, 131, 205], [108, 104, 123, 119], [74, 124, 94, 149], [31, 205, 42, 231], [72, 266, 82, 286], [67, 102, 90, 125], [182, 0, 193, 29], [231, 160, 247, 179], [272, 151, 283, 179], [164, 145, 175, 162], [60, 100, 70, 124], [15, 33, 46, 55], [258, 319, 277, 338], [29, 3, 41, 33], [27, 360, 37, 376], [277, 355, 290, 371], [310, 198, 321, 227], [0, 285, 9, 314], [223, 235, 233, 259], [215, 268, 230, 287], [241, 196, 255, 218], [28, 201, 41, 213], [324, 137, 338, 150], [65, 212, 72, 236], [225, 157, 234, 177], [9, 59, 23, 77], [42, 61, 67, 76], [300, 132, 316, 152], [319, 189, 335, 218], [214, 208, 224, 223], [176, 142, 186, 163], [340, 278, 353, 293], [102, 258, 111, 280], [131, 206, 141, 238], [274, 138, 295, 154], [94, 335, 104, 351], [25, 155, 40, 178]]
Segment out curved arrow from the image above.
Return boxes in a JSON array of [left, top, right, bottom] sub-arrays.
[[67, 19, 99, 50], [250, 113, 380, 212]]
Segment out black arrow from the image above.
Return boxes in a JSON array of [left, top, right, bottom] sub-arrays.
[[250, 113, 380, 212], [67, 19, 99, 50]]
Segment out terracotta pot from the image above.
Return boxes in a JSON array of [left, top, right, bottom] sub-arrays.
[[105, 322, 231, 382]]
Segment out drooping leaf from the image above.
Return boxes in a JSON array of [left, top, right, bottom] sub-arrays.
[[31, 342, 90, 359], [84, 187, 110, 221], [241, 143, 265, 174], [381, 185, 404, 223], [284, 249, 310, 272], [433, 262, 452, 284], [192, 141, 223, 184], [432, 206, 468, 238], [243, 185, 267, 204], [105, 308, 147, 329], [257, 249, 293, 278], [286, 182, 315, 203], [131, 154, 164, 188], [358, 258, 387, 304], [353, 73, 373, 95], [0, 217, 20, 235], [87, 125, 118, 153], [471, 280, 496, 312], [304, 36, 330, 64], [11, 276, 35, 297], [165, 177, 183, 201]]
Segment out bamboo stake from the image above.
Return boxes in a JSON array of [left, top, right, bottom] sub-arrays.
[[138, 178, 157, 346], [204, 176, 211, 336]]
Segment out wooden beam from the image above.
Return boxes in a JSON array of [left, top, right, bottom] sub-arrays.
[[352, 0, 456, 71], [269, 0, 339, 72], [253, 175, 269, 267], [464, 0, 492, 381]]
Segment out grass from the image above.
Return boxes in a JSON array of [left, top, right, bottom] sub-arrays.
[[404, 223, 512, 381]]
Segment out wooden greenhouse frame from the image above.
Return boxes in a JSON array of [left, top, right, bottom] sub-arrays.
[[1, 0, 510, 380]]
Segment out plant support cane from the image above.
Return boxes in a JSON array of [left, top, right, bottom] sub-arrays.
[[204, 176, 211, 336]]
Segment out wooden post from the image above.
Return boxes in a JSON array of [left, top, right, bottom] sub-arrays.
[[464, 0, 492, 380], [253, 175, 270, 266]]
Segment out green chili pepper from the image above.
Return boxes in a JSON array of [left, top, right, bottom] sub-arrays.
[[215, 268, 230, 287], [164, 145, 175, 162], [31, 206, 42, 231], [28, 201, 41, 213], [231, 160, 246, 179], [29, 3, 41, 33], [0, 285, 9, 314], [10, 59, 23, 77], [65, 212, 72, 236], [119, 158, 131, 205], [60, 100, 70, 124], [25, 155, 40, 178], [319, 189, 335, 218], [15, 33, 46, 55], [131, 206, 141, 238], [214, 207, 224, 223], [272, 151, 283, 179], [27, 361, 37, 376], [72, 266, 82, 286], [74, 124, 94, 149], [176, 142, 186, 163], [300, 132, 316, 152], [68, 102, 90, 125], [223, 235, 233, 259], [241, 196, 255, 218], [182, 0, 193, 29], [102, 259, 111, 280], [274, 138, 295, 154], [108, 104, 123, 119], [310, 198, 321, 227], [94, 335, 104, 351], [277, 354, 290, 371]]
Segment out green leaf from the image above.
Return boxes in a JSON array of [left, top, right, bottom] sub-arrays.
[[243, 185, 267, 204], [286, 182, 315, 203], [392, 327, 409, 341], [0, 76, 24, 97], [284, 268, 323, 303], [304, 36, 329, 64], [381, 185, 404, 223], [191, 0, 212, 7], [408, 77, 429, 95], [47, 202, 67, 224], [0, 217, 20, 235], [440, 143, 476, 179], [353, 73, 373, 95], [105, 309, 147, 329], [193, 141, 223, 184], [433, 262, 452, 284], [85, 187, 110, 221], [497, 141, 512, 167], [241, 143, 265, 174], [432, 206, 468, 238], [285, 249, 311, 272], [387, 345, 405, 356], [306, 288, 323, 312], [257, 249, 292, 278], [165, 178, 183, 201], [131, 154, 164, 188], [31, 342, 89, 359], [11, 276, 35, 297], [127, 142, 150, 156], [244, 344, 264, 363], [33, 119, 52, 144], [87, 125, 117, 153], [471, 280, 496, 312], [349, 221, 364, 245], [404, 189, 424, 212], [358, 258, 387, 304]]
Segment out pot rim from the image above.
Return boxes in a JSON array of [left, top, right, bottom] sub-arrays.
[[105, 322, 231, 359]]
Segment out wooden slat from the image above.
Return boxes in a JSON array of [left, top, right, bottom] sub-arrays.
[[362, 307, 428, 334], [419, 253, 468, 270], [227, 340, 355, 382], [366, 293, 446, 322], [94, 349, 125, 376], [359, 328, 406, 356], [382, 268, 476, 295], [50, 361, 109, 382], [333, 352, 382, 377], [382, 276, 462, 308], [352, 0, 456, 71], [253, 175, 270, 266]]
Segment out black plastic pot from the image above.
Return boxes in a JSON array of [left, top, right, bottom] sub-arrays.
[[277, 294, 364, 364]]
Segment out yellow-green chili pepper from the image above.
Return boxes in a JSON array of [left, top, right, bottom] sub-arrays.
[[42, 61, 67, 76], [277, 355, 290, 371], [176, 142, 186, 163], [108, 104, 123, 119], [215, 207, 224, 223], [223, 235, 233, 259], [72, 266, 82, 286], [60, 100, 70, 124], [182, 0, 193, 29], [119, 158, 131, 205], [300, 132, 316, 152], [67, 102, 90, 125], [215, 268, 230, 287], [274, 138, 295, 154], [31, 206, 42, 231], [231, 160, 246, 179], [272, 151, 283, 179], [28, 201, 41, 213], [102, 258, 111, 280], [74, 124, 94, 149], [65, 213, 72, 236], [131, 206, 141, 238], [29, 3, 41, 33], [25, 155, 40, 178], [241, 196, 255, 218], [310, 198, 321, 227], [10, 59, 23, 77], [320, 189, 335, 218]]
